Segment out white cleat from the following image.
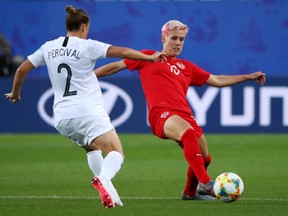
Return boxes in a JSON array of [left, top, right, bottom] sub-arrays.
[[108, 181, 123, 207]]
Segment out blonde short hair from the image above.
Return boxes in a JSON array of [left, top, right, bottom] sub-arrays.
[[161, 20, 189, 36]]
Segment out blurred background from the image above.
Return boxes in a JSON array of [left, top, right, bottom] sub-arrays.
[[0, 0, 287, 133]]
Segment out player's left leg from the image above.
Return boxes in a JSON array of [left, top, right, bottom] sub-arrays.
[[86, 150, 103, 176]]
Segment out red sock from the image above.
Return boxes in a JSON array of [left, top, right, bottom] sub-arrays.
[[204, 154, 211, 169], [184, 166, 197, 196], [181, 129, 210, 184], [184, 154, 212, 196]]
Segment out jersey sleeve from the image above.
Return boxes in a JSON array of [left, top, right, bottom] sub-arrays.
[[124, 50, 154, 72], [88, 39, 111, 60], [124, 58, 144, 72], [27, 45, 46, 68], [189, 62, 211, 86]]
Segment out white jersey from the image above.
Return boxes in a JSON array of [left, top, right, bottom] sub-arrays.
[[28, 36, 111, 121]]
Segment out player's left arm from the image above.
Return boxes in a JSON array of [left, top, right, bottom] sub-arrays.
[[205, 71, 266, 87], [4, 59, 35, 103], [94, 60, 127, 78], [106, 46, 166, 62]]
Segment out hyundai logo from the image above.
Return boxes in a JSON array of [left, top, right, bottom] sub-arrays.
[[37, 81, 133, 128]]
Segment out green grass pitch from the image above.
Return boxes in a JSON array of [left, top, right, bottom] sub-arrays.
[[0, 133, 287, 216]]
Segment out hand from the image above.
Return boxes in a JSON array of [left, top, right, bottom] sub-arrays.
[[151, 52, 167, 63], [251, 71, 266, 85], [4, 92, 20, 103]]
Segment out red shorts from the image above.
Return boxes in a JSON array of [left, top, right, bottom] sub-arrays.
[[148, 107, 204, 139]]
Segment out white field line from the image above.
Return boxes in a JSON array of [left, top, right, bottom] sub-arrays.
[[0, 196, 286, 201]]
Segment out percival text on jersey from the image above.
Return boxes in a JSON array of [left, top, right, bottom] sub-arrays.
[[48, 48, 80, 60]]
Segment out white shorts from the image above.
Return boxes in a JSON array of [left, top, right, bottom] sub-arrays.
[[55, 111, 114, 147]]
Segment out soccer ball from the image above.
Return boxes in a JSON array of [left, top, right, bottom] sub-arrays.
[[213, 172, 244, 203]]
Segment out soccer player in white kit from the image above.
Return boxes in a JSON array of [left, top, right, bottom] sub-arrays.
[[5, 5, 165, 208]]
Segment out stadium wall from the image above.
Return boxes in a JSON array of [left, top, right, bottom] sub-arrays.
[[1, 76, 287, 133]]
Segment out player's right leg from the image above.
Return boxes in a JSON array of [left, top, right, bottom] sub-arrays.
[[89, 130, 124, 208]]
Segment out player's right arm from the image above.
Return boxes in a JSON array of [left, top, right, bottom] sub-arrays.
[[94, 60, 127, 77], [5, 59, 35, 103]]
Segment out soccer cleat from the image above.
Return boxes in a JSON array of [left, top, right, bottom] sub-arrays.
[[197, 180, 216, 197], [108, 181, 123, 207], [91, 176, 116, 208], [181, 192, 216, 201], [112, 190, 123, 206]]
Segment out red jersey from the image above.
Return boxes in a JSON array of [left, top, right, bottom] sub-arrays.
[[124, 50, 211, 115]]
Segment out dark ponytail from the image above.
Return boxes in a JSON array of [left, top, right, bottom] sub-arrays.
[[65, 5, 89, 31]]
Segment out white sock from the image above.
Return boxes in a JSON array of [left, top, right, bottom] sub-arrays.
[[87, 150, 103, 176], [99, 151, 124, 181]]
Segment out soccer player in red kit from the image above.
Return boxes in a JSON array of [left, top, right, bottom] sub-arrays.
[[94, 20, 266, 200]]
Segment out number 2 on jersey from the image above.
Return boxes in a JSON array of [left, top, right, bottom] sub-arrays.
[[58, 63, 77, 97]]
